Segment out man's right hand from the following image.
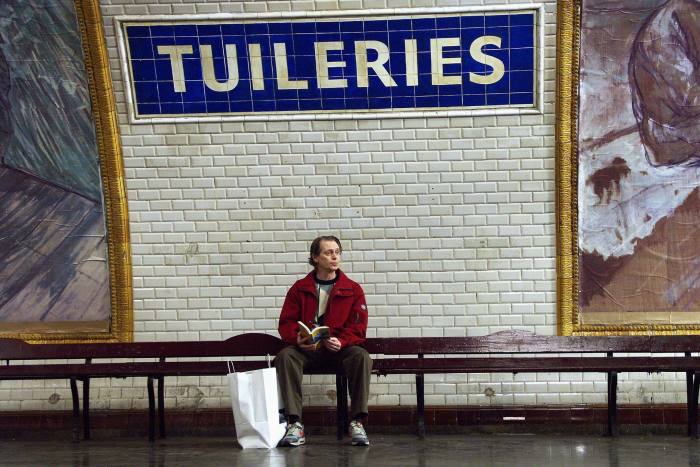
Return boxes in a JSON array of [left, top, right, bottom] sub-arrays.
[[296, 333, 316, 352]]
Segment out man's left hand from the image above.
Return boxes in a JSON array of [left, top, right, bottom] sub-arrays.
[[324, 337, 341, 352]]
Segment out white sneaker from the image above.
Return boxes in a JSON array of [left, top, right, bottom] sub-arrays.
[[281, 421, 306, 446], [350, 420, 369, 446]]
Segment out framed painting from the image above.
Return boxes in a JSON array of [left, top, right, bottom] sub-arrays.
[[0, 0, 131, 342], [557, 0, 700, 335]]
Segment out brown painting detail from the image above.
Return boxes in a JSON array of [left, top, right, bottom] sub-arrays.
[[581, 188, 700, 314], [577, 0, 700, 327], [587, 157, 630, 205]]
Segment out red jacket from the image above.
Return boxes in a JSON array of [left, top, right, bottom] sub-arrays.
[[278, 270, 368, 348]]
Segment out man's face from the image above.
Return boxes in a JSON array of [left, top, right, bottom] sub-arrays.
[[313, 240, 341, 274]]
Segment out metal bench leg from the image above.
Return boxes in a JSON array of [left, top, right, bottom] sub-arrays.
[[82, 377, 91, 440], [70, 377, 80, 442], [687, 368, 694, 436], [416, 374, 425, 438], [147, 376, 156, 442], [691, 372, 700, 438], [336, 373, 348, 440], [607, 371, 618, 437], [158, 376, 166, 438]]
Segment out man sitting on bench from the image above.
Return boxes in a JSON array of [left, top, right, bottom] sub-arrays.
[[275, 235, 372, 446]]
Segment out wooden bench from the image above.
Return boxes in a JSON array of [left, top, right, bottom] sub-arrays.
[[2, 330, 700, 441], [364, 330, 700, 437]]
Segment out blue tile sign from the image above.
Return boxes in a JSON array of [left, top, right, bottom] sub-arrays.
[[120, 10, 537, 120]]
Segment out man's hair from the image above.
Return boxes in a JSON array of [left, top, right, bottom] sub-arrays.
[[308, 235, 342, 267]]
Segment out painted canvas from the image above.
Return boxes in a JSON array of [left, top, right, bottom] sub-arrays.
[[0, 0, 131, 341], [558, 0, 700, 333]]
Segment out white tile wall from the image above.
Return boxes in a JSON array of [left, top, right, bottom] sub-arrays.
[[14, 0, 689, 412]]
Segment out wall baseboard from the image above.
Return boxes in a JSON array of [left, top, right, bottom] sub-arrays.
[[0, 404, 690, 438]]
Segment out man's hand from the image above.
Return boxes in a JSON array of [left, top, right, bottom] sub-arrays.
[[296, 333, 317, 352], [323, 337, 341, 353]]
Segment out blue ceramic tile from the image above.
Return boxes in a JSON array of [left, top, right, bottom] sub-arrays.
[[510, 26, 534, 48], [182, 57, 203, 81], [436, 28, 461, 39], [486, 93, 509, 106], [392, 96, 414, 109], [392, 19, 412, 31], [317, 21, 340, 33], [197, 24, 221, 36], [131, 60, 157, 81], [439, 94, 462, 107], [174, 36, 197, 47], [161, 101, 184, 113], [461, 15, 485, 29], [128, 37, 154, 60], [184, 101, 208, 113], [205, 100, 229, 113], [154, 58, 174, 81], [183, 81, 205, 101], [276, 99, 300, 111], [364, 19, 389, 32], [173, 25, 198, 36], [269, 22, 292, 34], [340, 21, 363, 33], [137, 102, 160, 115], [127, 26, 151, 38], [299, 99, 321, 110], [510, 13, 534, 27], [231, 100, 253, 112], [484, 27, 508, 46], [510, 48, 534, 70], [317, 32, 342, 42], [150, 25, 175, 37], [485, 14, 508, 27], [485, 48, 509, 72], [221, 23, 245, 35], [510, 70, 534, 93], [347, 97, 369, 109], [369, 96, 392, 108], [463, 77, 486, 95], [485, 68, 509, 93], [436, 17, 460, 29], [134, 82, 159, 102], [292, 22, 315, 34], [412, 17, 436, 31], [253, 99, 276, 111], [510, 91, 533, 105], [323, 98, 346, 110], [462, 93, 486, 106], [320, 87, 345, 99], [415, 95, 438, 108], [157, 81, 182, 102], [364, 31, 390, 44], [244, 23, 268, 35]]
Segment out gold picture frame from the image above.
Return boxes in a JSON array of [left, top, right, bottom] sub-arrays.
[[556, 0, 700, 335], [0, 0, 132, 343]]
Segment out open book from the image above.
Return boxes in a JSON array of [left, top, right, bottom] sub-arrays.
[[298, 321, 330, 350]]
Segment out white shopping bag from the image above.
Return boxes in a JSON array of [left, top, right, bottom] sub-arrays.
[[227, 358, 286, 449]]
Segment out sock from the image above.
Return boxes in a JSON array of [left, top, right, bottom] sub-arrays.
[[288, 415, 300, 425]]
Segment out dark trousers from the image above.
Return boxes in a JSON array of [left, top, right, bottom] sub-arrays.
[[274, 345, 372, 421]]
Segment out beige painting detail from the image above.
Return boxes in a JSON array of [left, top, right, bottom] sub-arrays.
[[0, 0, 131, 342], [558, 0, 700, 335]]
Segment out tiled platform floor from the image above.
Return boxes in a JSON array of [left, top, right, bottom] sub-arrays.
[[3, 433, 700, 466]]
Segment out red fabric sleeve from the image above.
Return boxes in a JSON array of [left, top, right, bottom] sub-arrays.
[[278, 285, 302, 345], [335, 286, 368, 348]]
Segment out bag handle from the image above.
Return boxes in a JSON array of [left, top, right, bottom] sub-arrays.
[[227, 355, 272, 373]]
